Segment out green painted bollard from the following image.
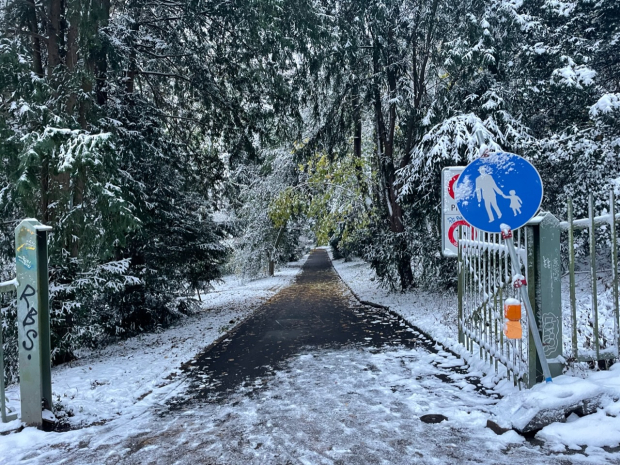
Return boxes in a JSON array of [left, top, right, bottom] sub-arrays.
[[526, 213, 563, 385], [15, 219, 53, 427]]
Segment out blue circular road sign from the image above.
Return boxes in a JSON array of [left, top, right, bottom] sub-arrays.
[[454, 152, 543, 233]]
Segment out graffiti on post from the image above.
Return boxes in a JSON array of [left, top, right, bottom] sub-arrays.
[[19, 284, 38, 359], [542, 313, 560, 358]]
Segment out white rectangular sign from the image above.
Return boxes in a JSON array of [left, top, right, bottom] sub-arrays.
[[441, 167, 470, 257]]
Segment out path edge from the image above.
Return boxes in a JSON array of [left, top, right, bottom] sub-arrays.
[[325, 250, 471, 368]]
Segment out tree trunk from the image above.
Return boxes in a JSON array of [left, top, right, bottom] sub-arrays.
[[353, 87, 362, 160], [69, 167, 86, 258], [351, 86, 368, 200], [268, 226, 286, 276], [125, 21, 140, 95], [66, 10, 79, 115], [95, 0, 111, 105], [47, 0, 63, 76], [371, 36, 414, 290], [41, 157, 49, 223], [26, 2, 43, 77]]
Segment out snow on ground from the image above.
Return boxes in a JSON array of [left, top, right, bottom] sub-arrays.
[[2, 250, 620, 464], [330, 251, 620, 459], [0, 343, 611, 464], [0, 258, 306, 442]]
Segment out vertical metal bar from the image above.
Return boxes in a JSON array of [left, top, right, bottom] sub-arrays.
[[467, 244, 471, 354], [479, 310, 483, 359], [518, 338, 524, 389], [480, 230, 484, 360], [0, 291, 17, 423], [480, 233, 489, 362], [589, 194, 600, 362], [610, 191, 620, 355], [526, 226, 538, 386], [490, 235, 496, 368], [0, 293, 6, 423], [505, 333, 510, 379], [458, 227, 464, 345], [37, 230, 52, 411], [499, 286, 504, 365], [466, 235, 471, 352], [513, 340, 518, 386], [465, 233, 471, 354], [504, 235, 509, 283], [568, 199, 578, 359], [494, 318, 499, 374], [520, 228, 524, 377], [476, 229, 481, 311], [467, 228, 478, 355], [483, 303, 487, 361], [523, 229, 528, 277], [495, 233, 501, 374]]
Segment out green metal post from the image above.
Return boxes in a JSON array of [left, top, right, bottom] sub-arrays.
[[15, 219, 53, 427], [527, 213, 564, 381], [37, 228, 52, 409], [505, 230, 553, 384]]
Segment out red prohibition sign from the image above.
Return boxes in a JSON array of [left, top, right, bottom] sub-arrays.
[[447, 174, 459, 199], [448, 220, 474, 247]]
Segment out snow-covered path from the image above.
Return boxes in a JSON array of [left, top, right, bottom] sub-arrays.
[[0, 251, 616, 464], [28, 347, 556, 465]]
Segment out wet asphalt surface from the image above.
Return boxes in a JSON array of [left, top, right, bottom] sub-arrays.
[[172, 249, 492, 406]]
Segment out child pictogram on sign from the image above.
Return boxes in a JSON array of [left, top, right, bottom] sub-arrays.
[[508, 190, 522, 216]]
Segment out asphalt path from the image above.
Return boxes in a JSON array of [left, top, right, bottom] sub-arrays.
[[174, 248, 488, 405]]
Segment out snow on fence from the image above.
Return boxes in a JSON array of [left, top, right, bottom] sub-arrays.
[[561, 192, 620, 363], [458, 191, 620, 388]]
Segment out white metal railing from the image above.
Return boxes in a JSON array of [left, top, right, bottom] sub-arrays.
[[458, 228, 530, 388], [564, 192, 620, 362], [0, 279, 17, 422]]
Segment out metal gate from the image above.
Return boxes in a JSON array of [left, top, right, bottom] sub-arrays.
[[458, 193, 620, 388], [458, 228, 532, 387]]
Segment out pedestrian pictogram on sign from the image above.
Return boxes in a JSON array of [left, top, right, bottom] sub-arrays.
[[454, 153, 543, 234]]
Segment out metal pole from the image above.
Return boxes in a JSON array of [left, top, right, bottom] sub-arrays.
[[568, 199, 578, 359], [525, 226, 538, 387], [610, 191, 620, 355], [458, 226, 464, 344], [15, 219, 53, 427], [0, 286, 17, 423], [504, 228, 553, 383], [589, 194, 600, 362]]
